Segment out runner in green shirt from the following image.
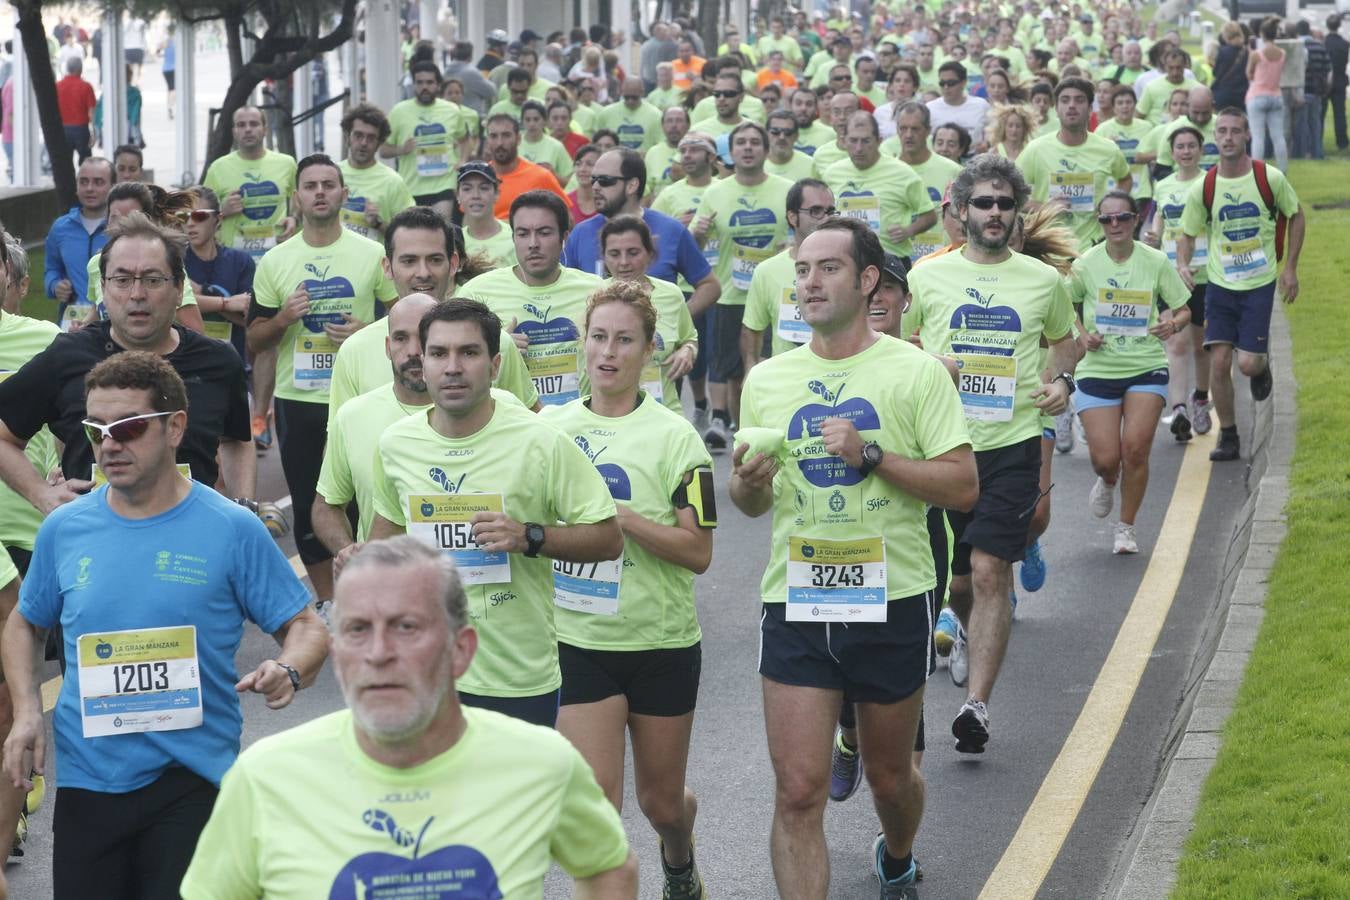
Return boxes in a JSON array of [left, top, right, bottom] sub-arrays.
[[807, 89, 858, 172], [647, 63, 684, 111], [1092, 85, 1155, 207], [1070, 191, 1191, 554], [742, 179, 836, 365], [731, 216, 976, 897], [643, 106, 688, 200], [1177, 109, 1304, 462], [202, 106, 297, 261], [822, 111, 936, 259], [369, 299, 622, 724], [763, 108, 819, 183], [458, 164, 518, 270], [1136, 50, 1198, 124], [383, 62, 473, 221], [891, 101, 962, 260], [596, 79, 665, 153], [790, 87, 838, 155], [0, 307, 60, 558], [519, 100, 573, 183], [593, 217, 697, 413], [1018, 77, 1131, 250], [907, 155, 1078, 754], [460, 191, 604, 406], [337, 103, 415, 244], [544, 281, 715, 900]]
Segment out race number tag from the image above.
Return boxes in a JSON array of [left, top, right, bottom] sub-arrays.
[[1218, 237, 1270, 282], [1049, 171, 1095, 213], [954, 354, 1017, 421], [731, 244, 773, 292], [407, 493, 511, 585], [235, 222, 278, 258], [293, 334, 338, 391], [702, 238, 720, 269], [910, 229, 946, 260], [640, 362, 664, 404], [1162, 231, 1207, 268], [552, 558, 623, 615], [1094, 288, 1152, 337], [786, 536, 887, 622], [61, 303, 93, 333], [776, 291, 810, 343], [203, 320, 234, 342], [838, 194, 882, 233], [526, 350, 581, 405], [77, 626, 202, 738], [416, 147, 449, 178]]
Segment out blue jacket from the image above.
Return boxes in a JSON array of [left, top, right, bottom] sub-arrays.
[[44, 206, 108, 308]]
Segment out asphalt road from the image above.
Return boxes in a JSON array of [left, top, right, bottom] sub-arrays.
[[5, 387, 1254, 899]]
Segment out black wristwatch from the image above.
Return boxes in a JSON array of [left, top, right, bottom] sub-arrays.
[[1053, 372, 1077, 396], [524, 522, 547, 557], [858, 442, 884, 477], [274, 661, 301, 692]]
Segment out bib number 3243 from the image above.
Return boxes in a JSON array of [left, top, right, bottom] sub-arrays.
[[786, 536, 887, 622]]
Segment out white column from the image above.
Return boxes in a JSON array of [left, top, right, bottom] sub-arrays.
[[464, 0, 486, 54], [729, 0, 749, 43], [507, 0, 524, 45], [420, 0, 442, 55], [174, 21, 198, 186], [101, 10, 126, 157], [11, 32, 44, 186], [612, 0, 633, 70], [340, 32, 360, 103], [577, 0, 593, 31], [366, 0, 403, 114], [295, 61, 315, 158]]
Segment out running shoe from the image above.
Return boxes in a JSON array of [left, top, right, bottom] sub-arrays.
[[1113, 522, 1139, 555], [952, 698, 990, 754], [1054, 410, 1075, 453], [1250, 364, 1273, 402], [256, 500, 291, 539], [8, 807, 25, 862], [933, 608, 959, 657], [26, 771, 44, 813], [1089, 476, 1114, 519], [703, 417, 730, 452], [1170, 406, 1193, 442], [1210, 430, 1241, 462], [949, 628, 969, 687], [251, 413, 273, 450], [872, 833, 920, 899], [829, 727, 864, 802], [660, 840, 706, 900], [1191, 394, 1213, 435], [1020, 539, 1046, 592], [691, 406, 711, 438]]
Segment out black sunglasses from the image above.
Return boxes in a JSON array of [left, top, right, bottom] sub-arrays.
[[712, 89, 743, 99], [1097, 212, 1138, 225], [938, 78, 964, 88], [590, 174, 626, 187], [968, 196, 1017, 211], [767, 126, 797, 136], [82, 411, 174, 446]]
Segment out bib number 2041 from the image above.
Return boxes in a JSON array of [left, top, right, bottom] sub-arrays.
[[112, 662, 170, 694]]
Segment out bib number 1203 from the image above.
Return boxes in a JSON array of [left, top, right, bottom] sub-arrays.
[[112, 662, 170, 693]]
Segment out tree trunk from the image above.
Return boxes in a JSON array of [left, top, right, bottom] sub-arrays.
[[225, 12, 245, 80], [272, 75, 296, 158], [13, 0, 76, 207]]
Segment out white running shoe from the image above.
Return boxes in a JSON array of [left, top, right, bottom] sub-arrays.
[[1089, 476, 1114, 519], [1113, 522, 1139, 555], [949, 629, 969, 687], [1054, 411, 1075, 453], [703, 417, 730, 452]]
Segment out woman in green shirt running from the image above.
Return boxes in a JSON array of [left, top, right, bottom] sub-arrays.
[[548, 280, 715, 900]]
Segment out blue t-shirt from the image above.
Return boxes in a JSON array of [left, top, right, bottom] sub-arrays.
[[186, 244, 257, 356], [561, 208, 713, 286], [18, 483, 311, 793]]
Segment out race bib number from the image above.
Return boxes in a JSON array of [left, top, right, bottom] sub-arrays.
[[1049, 171, 1095, 214], [203, 319, 234, 342], [776, 293, 809, 343], [552, 558, 623, 615], [235, 222, 278, 259], [416, 147, 449, 178], [640, 362, 664, 404], [702, 238, 720, 269], [340, 199, 373, 239], [60, 303, 93, 333], [838, 194, 881, 233], [93, 463, 191, 486], [407, 493, 511, 585], [1162, 231, 1207, 268], [1218, 236, 1270, 282], [1094, 288, 1152, 337], [731, 244, 773, 292], [910, 230, 945, 261], [786, 536, 887, 622], [526, 350, 581, 405], [78, 626, 202, 738], [955, 354, 1017, 422], [293, 334, 338, 391]]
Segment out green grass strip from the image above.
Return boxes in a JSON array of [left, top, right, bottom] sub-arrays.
[[1172, 160, 1350, 898]]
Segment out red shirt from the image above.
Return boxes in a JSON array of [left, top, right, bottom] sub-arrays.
[[559, 131, 590, 159], [56, 75, 96, 126]]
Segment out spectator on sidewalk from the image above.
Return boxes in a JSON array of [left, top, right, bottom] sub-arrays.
[[1210, 21, 1250, 114], [55, 56, 96, 164], [1327, 15, 1349, 151], [1294, 20, 1331, 159], [446, 41, 499, 116]]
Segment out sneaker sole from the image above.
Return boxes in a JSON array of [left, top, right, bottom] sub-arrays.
[[933, 631, 955, 656], [1171, 417, 1193, 442], [952, 711, 989, 754]]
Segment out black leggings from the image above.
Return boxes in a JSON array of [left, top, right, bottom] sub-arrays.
[[275, 397, 331, 565], [53, 767, 218, 900]]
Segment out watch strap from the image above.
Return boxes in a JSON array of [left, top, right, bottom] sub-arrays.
[[275, 661, 301, 692]]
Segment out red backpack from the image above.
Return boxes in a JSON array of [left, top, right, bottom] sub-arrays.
[[1201, 159, 1288, 262]]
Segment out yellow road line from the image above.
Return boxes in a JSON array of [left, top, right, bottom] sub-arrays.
[[978, 434, 1214, 899]]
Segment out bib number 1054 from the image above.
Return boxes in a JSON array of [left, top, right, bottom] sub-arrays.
[[112, 662, 170, 694]]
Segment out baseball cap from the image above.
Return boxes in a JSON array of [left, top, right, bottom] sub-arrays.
[[487, 28, 509, 44], [881, 252, 912, 287], [520, 28, 541, 42], [457, 160, 499, 185]]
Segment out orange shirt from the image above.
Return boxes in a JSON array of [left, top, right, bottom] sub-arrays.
[[756, 68, 799, 91], [493, 157, 567, 220], [671, 57, 707, 92]]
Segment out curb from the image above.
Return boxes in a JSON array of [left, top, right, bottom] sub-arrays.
[[1108, 302, 1297, 899]]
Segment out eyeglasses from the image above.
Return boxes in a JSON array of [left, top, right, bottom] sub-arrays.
[[967, 196, 1017, 211], [712, 89, 743, 99], [590, 174, 626, 187], [938, 78, 964, 88], [104, 273, 174, 291], [188, 209, 217, 223], [1097, 212, 1138, 225], [800, 205, 838, 219], [82, 411, 174, 446], [767, 127, 797, 136]]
